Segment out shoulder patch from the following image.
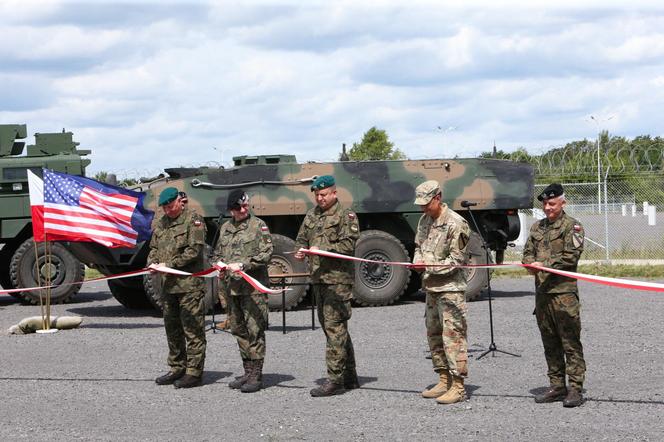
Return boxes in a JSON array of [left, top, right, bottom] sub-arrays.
[[573, 224, 582, 232], [193, 219, 203, 227], [261, 225, 269, 233], [348, 212, 356, 220]]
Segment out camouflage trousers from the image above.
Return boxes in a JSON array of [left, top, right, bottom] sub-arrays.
[[314, 284, 357, 384], [228, 293, 269, 360], [535, 292, 586, 390], [425, 290, 468, 377], [163, 289, 207, 377]]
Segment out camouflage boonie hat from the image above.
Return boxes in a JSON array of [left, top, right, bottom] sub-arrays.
[[158, 187, 179, 206], [311, 175, 335, 191], [414, 180, 440, 205]]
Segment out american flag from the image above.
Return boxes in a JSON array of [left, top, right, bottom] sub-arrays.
[[29, 169, 153, 248]]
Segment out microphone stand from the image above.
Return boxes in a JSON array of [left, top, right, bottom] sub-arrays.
[[461, 201, 520, 360]]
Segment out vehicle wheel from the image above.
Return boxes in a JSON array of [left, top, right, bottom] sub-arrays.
[[9, 238, 85, 304], [465, 232, 490, 302], [108, 276, 153, 309], [0, 245, 20, 297], [267, 234, 309, 311], [353, 230, 410, 306]]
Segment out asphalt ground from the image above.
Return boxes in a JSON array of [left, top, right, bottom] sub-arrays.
[[1, 277, 663, 441]]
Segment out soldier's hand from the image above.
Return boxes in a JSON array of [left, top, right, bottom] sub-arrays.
[[411, 262, 426, 273], [527, 262, 543, 275], [148, 263, 166, 271], [227, 262, 244, 272], [294, 249, 306, 260]]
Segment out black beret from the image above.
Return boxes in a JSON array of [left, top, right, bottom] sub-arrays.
[[537, 183, 564, 201], [227, 189, 248, 210]]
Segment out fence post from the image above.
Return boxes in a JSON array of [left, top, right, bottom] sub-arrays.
[[632, 205, 637, 217], [643, 201, 649, 215], [621, 204, 626, 216], [648, 206, 657, 226], [603, 177, 610, 261]]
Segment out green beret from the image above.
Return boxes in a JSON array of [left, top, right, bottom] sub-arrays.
[[311, 175, 335, 191], [158, 187, 179, 206]]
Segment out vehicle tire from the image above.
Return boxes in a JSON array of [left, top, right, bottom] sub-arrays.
[[353, 230, 411, 306], [267, 234, 309, 311], [0, 245, 20, 297], [9, 238, 85, 304], [108, 276, 153, 309], [465, 232, 490, 302]]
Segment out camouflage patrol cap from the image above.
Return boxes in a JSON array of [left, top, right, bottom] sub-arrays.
[[158, 187, 179, 206], [227, 188, 249, 210], [414, 180, 441, 205], [537, 183, 564, 201], [311, 175, 335, 191]]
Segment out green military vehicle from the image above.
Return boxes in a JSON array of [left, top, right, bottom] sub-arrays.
[[66, 154, 533, 311], [0, 124, 89, 303]]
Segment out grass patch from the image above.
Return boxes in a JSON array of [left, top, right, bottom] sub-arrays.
[[85, 267, 104, 280], [492, 264, 664, 279]]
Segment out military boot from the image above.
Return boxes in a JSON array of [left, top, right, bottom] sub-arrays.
[[422, 370, 452, 398], [436, 375, 467, 404], [229, 359, 251, 389], [344, 369, 360, 390], [241, 359, 263, 393], [310, 380, 345, 397], [155, 371, 184, 385], [534, 386, 567, 403], [174, 374, 202, 389], [563, 388, 584, 408]]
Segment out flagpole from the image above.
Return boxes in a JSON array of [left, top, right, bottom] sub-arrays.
[[34, 238, 46, 330], [36, 234, 58, 334]]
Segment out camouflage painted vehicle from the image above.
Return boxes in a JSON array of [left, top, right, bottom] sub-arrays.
[[0, 124, 89, 303], [67, 154, 533, 310]]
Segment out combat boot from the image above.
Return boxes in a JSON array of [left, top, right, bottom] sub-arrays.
[[422, 370, 452, 398], [436, 375, 467, 404], [344, 369, 360, 390], [229, 359, 251, 389], [310, 380, 345, 397], [155, 371, 184, 385], [534, 386, 567, 403], [174, 374, 202, 389], [563, 388, 584, 408], [241, 359, 264, 393]]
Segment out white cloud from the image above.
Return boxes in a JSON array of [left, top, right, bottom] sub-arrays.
[[0, 1, 663, 176]]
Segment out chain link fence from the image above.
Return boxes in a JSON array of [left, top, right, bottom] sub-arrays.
[[507, 174, 664, 262]]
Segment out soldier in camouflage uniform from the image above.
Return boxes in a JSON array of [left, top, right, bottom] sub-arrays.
[[148, 187, 207, 389], [294, 175, 361, 397], [412, 180, 471, 404], [522, 183, 586, 408], [213, 189, 273, 393]]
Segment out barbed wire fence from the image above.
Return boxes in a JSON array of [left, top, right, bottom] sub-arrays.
[[506, 137, 664, 263]]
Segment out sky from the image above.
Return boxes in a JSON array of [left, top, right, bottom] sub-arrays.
[[1, 0, 664, 179]]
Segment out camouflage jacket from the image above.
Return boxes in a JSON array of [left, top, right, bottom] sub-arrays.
[[213, 214, 273, 295], [147, 208, 207, 294], [522, 211, 584, 295], [413, 204, 470, 292], [295, 200, 360, 285]]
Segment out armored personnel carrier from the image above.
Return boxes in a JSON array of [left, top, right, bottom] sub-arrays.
[[67, 154, 533, 310], [0, 124, 89, 303]]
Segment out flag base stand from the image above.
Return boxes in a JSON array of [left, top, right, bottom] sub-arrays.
[[36, 328, 59, 334]]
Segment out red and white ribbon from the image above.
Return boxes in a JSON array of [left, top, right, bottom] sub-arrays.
[[0, 263, 287, 296], [299, 248, 664, 294]]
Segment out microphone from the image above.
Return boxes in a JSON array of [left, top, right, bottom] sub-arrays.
[[460, 200, 477, 208]]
